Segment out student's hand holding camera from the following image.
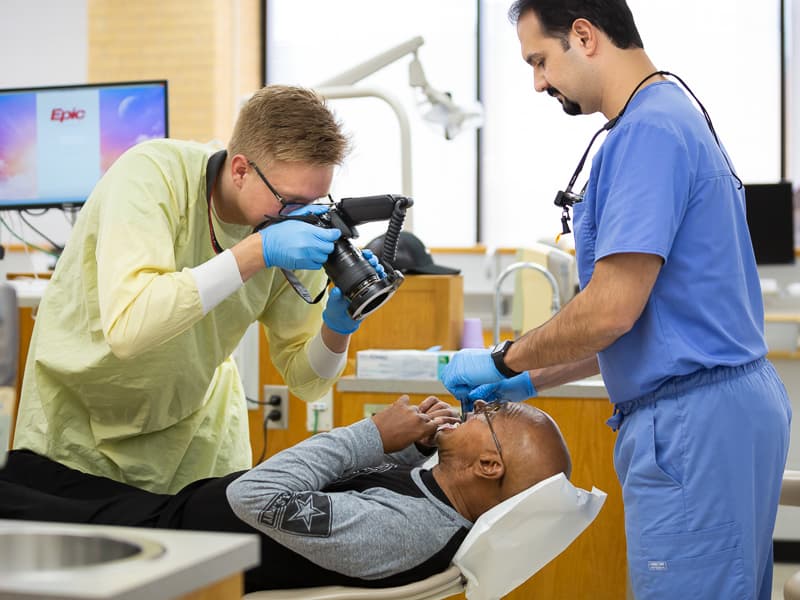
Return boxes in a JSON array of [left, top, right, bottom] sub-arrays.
[[260, 205, 341, 270]]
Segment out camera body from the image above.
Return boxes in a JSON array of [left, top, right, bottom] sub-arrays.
[[272, 194, 413, 319]]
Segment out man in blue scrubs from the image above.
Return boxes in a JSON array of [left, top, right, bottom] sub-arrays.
[[440, 1, 791, 598]]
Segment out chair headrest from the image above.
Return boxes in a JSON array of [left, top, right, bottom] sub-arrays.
[[452, 472, 606, 600]]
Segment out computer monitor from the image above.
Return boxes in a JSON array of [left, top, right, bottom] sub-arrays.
[[744, 182, 796, 265], [0, 80, 168, 211]]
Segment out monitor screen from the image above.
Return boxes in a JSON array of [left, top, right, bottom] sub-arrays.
[[0, 80, 168, 211], [744, 182, 796, 265]]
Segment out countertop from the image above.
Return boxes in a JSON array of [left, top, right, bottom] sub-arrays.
[[0, 520, 259, 600], [4, 278, 49, 308], [337, 375, 610, 399]]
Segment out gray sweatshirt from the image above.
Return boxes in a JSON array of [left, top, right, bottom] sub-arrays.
[[226, 418, 472, 586]]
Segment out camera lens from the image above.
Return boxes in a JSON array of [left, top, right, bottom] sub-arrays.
[[324, 240, 402, 319], [347, 276, 399, 319]]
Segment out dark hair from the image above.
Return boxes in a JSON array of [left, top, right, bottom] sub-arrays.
[[508, 0, 644, 50]]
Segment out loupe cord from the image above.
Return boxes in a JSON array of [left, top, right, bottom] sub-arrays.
[[656, 70, 742, 189], [556, 70, 742, 237]]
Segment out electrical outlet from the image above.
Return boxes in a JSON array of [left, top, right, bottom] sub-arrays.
[[306, 390, 333, 432], [262, 384, 289, 429]]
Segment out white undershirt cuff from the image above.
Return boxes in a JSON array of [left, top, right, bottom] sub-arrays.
[[308, 331, 348, 379], [189, 249, 244, 315]]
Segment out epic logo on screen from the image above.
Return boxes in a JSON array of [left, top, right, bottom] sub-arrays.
[[50, 108, 86, 122]]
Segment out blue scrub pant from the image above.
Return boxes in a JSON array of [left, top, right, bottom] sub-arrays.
[[609, 359, 791, 599]]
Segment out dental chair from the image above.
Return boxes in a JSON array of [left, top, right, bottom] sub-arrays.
[[243, 472, 606, 600], [782, 470, 800, 600], [0, 283, 19, 466]]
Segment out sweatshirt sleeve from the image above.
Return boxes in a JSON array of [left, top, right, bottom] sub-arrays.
[[226, 419, 455, 579]]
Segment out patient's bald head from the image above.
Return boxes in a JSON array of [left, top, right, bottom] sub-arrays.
[[433, 401, 572, 519], [492, 401, 572, 497]]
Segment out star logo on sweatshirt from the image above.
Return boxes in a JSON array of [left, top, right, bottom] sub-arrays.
[[261, 492, 332, 537], [288, 494, 328, 531]]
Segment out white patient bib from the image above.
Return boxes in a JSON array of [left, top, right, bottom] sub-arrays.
[[453, 472, 607, 600]]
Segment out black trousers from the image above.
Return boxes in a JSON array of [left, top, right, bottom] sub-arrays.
[[0, 449, 247, 531], [0, 450, 395, 591], [0, 450, 277, 589]]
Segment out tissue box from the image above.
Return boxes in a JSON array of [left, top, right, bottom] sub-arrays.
[[356, 350, 454, 380]]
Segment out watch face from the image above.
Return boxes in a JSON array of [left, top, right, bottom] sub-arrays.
[[493, 341, 510, 355]]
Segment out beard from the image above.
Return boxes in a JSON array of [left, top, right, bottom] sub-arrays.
[[547, 87, 582, 116]]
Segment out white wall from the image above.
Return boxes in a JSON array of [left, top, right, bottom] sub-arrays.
[[0, 1, 87, 89], [265, 0, 479, 248], [0, 0, 87, 260]]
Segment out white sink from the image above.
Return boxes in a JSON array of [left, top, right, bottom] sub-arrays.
[[0, 520, 258, 600], [0, 531, 164, 574]]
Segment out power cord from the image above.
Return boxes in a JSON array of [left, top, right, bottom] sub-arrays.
[[18, 211, 64, 254], [246, 395, 278, 406], [0, 214, 60, 257], [249, 394, 283, 464]]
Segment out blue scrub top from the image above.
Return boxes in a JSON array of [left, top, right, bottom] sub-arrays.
[[573, 81, 767, 404]]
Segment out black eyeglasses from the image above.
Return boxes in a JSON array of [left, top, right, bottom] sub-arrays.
[[248, 160, 333, 216], [472, 401, 504, 462]]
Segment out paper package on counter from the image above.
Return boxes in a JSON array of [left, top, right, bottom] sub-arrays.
[[356, 349, 454, 380], [452, 472, 607, 600]]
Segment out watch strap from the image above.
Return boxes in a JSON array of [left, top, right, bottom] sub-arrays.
[[492, 341, 521, 378]]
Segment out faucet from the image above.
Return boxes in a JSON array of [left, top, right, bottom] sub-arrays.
[[493, 262, 561, 345]]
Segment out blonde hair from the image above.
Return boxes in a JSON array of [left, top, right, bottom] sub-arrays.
[[228, 85, 349, 166]]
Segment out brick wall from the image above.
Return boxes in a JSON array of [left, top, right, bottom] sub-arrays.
[[88, 0, 261, 143]]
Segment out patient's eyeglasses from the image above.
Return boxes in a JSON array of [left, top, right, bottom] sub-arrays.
[[248, 159, 333, 216], [472, 401, 504, 462]]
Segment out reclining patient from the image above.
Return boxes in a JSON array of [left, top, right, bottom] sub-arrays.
[[0, 396, 571, 592]]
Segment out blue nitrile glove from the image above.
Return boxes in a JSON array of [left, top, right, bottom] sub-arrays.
[[468, 371, 536, 403], [322, 286, 360, 334], [260, 204, 341, 270], [440, 348, 504, 402], [361, 248, 386, 279]]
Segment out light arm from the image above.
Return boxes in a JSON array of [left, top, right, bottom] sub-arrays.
[[317, 37, 425, 87]]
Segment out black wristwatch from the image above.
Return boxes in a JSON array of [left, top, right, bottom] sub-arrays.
[[491, 340, 521, 378]]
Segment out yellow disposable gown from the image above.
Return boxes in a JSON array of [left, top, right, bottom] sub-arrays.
[[14, 140, 337, 493]]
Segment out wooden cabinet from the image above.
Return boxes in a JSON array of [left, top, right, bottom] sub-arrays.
[[345, 274, 464, 355], [8, 306, 35, 449], [177, 573, 242, 600]]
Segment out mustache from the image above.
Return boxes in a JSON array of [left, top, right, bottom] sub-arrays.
[[546, 87, 561, 98]]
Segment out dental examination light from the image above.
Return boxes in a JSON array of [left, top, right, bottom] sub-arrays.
[[316, 36, 482, 212], [407, 51, 483, 141]]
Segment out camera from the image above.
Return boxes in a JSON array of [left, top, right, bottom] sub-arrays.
[[264, 194, 413, 319]]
